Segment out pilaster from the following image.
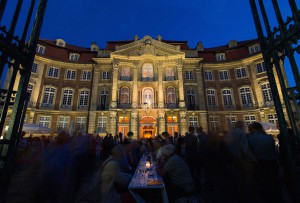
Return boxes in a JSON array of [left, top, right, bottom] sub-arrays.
[[132, 64, 139, 107], [158, 62, 164, 107], [177, 62, 185, 108], [179, 111, 187, 135], [131, 110, 138, 139], [90, 70, 100, 110], [110, 62, 119, 108], [88, 111, 97, 134], [158, 110, 166, 134], [195, 63, 206, 110]]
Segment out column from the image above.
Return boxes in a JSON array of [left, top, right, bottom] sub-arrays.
[[177, 64, 186, 108], [179, 111, 187, 135], [110, 63, 119, 108], [90, 70, 99, 110], [158, 65, 164, 108], [195, 64, 206, 110], [131, 110, 138, 139], [158, 110, 165, 134], [132, 66, 138, 108]]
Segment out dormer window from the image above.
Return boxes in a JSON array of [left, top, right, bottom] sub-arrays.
[[229, 40, 237, 48], [216, 53, 226, 61], [56, 39, 66, 47], [36, 44, 45, 54], [91, 42, 99, 51], [249, 44, 260, 54], [69, 53, 80, 61]]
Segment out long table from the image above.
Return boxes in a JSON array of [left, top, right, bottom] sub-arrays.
[[128, 155, 169, 203]]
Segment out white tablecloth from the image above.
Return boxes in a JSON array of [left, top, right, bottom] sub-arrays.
[[128, 156, 169, 203]]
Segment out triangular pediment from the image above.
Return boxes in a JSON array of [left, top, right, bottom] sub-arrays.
[[111, 36, 184, 57]]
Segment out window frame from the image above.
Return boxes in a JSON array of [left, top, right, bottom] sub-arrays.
[[47, 66, 60, 78], [38, 116, 51, 127], [216, 53, 226, 61], [236, 67, 247, 78], [81, 70, 92, 81], [69, 53, 80, 61], [185, 70, 194, 80], [66, 69, 77, 80], [219, 70, 230, 80], [204, 70, 214, 81]]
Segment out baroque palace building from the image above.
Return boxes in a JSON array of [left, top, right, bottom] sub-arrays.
[[6, 35, 287, 139]]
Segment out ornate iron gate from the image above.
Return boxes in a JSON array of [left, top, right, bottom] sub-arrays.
[[0, 0, 48, 202]]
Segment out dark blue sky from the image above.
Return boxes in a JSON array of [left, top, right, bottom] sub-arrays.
[[2, 0, 299, 86]]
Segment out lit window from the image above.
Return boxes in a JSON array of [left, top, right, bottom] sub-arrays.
[[36, 44, 45, 54], [244, 115, 256, 125], [256, 62, 266, 73], [189, 116, 198, 127], [69, 53, 80, 61], [119, 116, 130, 123], [165, 67, 175, 81], [66, 70, 76, 80], [121, 67, 131, 80], [142, 63, 154, 81], [185, 71, 194, 80], [47, 67, 59, 78], [204, 70, 214, 80], [167, 116, 178, 123], [32, 63, 38, 73], [102, 71, 110, 79], [216, 53, 226, 61], [39, 116, 51, 127], [236, 67, 247, 78], [219, 70, 229, 80], [82, 70, 91, 80]]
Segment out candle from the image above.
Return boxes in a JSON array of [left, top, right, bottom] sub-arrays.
[[146, 161, 151, 169]]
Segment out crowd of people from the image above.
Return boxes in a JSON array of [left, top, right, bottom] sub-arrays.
[[11, 120, 298, 203]]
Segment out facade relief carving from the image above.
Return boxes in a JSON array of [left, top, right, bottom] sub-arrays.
[[179, 111, 187, 121], [109, 111, 117, 122]]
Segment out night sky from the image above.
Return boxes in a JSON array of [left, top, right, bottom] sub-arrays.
[[1, 0, 299, 86]]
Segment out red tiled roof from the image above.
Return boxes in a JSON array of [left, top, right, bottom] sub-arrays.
[[38, 39, 97, 63], [37, 38, 260, 63], [197, 39, 260, 62]]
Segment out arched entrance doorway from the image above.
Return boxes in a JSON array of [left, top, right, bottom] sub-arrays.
[[139, 116, 157, 139]]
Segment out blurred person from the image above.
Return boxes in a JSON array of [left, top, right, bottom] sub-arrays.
[[196, 126, 208, 190], [35, 131, 75, 202], [184, 126, 199, 181], [100, 144, 132, 203], [157, 144, 195, 203], [248, 122, 281, 203], [225, 121, 254, 203]]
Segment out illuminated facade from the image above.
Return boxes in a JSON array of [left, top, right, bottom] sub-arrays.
[[7, 35, 287, 139]]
